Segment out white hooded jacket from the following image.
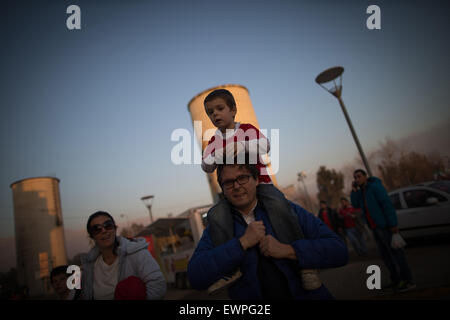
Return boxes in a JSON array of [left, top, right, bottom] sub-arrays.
[[80, 236, 166, 300]]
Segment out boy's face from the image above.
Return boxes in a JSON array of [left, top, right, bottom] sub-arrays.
[[51, 273, 69, 296], [205, 98, 236, 130]]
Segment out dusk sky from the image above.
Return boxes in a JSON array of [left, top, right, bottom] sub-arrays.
[[1, 0, 449, 242]]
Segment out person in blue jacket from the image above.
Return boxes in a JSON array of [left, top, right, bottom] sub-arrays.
[[350, 169, 416, 293], [187, 162, 348, 300]]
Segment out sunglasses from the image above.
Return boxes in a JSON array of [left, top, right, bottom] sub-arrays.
[[89, 220, 115, 236]]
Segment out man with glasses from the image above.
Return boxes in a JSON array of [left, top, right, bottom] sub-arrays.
[[187, 162, 348, 300]]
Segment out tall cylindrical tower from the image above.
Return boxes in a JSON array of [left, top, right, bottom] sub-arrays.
[[10, 177, 68, 297], [188, 84, 278, 203]]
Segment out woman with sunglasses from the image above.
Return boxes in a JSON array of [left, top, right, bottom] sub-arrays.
[[80, 211, 166, 300]]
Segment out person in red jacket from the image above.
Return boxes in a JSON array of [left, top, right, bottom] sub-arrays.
[[338, 198, 368, 257], [318, 200, 346, 242]]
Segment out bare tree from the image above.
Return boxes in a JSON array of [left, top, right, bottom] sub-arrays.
[[281, 184, 319, 215], [316, 166, 345, 209], [342, 137, 447, 192]]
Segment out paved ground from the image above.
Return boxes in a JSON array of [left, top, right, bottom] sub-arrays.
[[319, 236, 450, 300], [165, 234, 450, 300]]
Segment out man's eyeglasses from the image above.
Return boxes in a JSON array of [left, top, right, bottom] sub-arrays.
[[221, 175, 251, 190], [89, 220, 115, 236]]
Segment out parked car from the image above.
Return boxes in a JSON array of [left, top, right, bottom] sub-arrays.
[[388, 181, 450, 239]]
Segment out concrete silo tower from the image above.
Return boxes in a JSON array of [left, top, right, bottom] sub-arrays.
[[188, 84, 278, 203], [10, 177, 68, 297]]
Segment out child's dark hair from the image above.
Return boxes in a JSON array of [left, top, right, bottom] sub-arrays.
[[204, 89, 237, 111], [50, 265, 69, 282]]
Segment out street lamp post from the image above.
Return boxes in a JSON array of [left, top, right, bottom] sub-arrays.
[[141, 195, 155, 224], [315, 66, 373, 177], [297, 171, 312, 212]]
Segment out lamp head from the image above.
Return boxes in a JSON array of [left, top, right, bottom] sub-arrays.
[[315, 66, 344, 98]]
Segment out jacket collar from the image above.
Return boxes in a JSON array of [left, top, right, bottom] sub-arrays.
[[84, 236, 148, 262]]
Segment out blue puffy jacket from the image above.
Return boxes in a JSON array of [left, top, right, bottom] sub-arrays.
[[350, 177, 398, 228], [187, 201, 348, 300]]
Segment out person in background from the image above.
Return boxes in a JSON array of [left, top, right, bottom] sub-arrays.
[[351, 169, 416, 292], [318, 200, 345, 241], [338, 197, 368, 257], [50, 265, 81, 300]]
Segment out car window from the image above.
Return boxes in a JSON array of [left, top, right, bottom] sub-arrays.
[[389, 193, 402, 210], [429, 181, 450, 194], [403, 189, 447, 208]]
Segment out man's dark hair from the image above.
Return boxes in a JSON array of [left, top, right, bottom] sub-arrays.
[[320, 200, 327, 205], [50, 265, 69, 282], [204, 89, 237, 111], [353, 169, 367, 177], [217, 163, 259, 187]]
